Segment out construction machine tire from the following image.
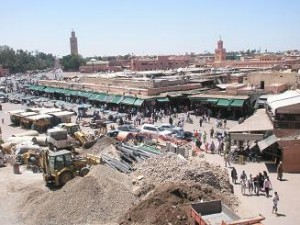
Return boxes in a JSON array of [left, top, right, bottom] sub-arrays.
[[80, 167, 90, 177], [58, 171, 73, 186], [82, 139, 97, 149]]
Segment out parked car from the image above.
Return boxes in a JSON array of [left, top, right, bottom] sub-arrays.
[[158, 124, 183, 133], [174, 131, 193, 141], [140, 124, 173, 136], [117, 124, 140, 133]]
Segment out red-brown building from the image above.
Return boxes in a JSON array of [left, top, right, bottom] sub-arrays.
[[213, 40, 300, 69], [0, 65, 9, 76], [131, 55, 190, 71]]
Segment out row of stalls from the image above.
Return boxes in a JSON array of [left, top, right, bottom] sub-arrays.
[[229, 105, 300, 173], [8, 107, 74, 133], [27, 85, 171, 115], [189, 94, 251, 119], [27, 85, 250, 119]]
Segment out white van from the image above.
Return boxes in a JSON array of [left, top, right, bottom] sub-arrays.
[[140, 124, 173, 136]]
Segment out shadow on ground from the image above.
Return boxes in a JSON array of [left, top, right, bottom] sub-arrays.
[[265, 162, 277, 173]]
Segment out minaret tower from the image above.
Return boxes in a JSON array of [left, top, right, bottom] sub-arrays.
[[70, 30, 78, 55], [214, 37, 226, 62]]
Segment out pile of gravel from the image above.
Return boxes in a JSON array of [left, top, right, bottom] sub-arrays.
[[22, 165, 135, 225], [132, 153, 236, 206]]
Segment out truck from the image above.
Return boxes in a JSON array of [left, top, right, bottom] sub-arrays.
[[191, 200, 265, 225], [46, 128, 76, 151], [41, 149, 102, 187]]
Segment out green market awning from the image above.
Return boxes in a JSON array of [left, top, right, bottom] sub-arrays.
[[121, 96, 136, 105], [217, 99, 232, 107], [69, 90, 79, 96], [207, 98, 219, 104], [102, 94, 114, 103], [43, 87, 57, 93], [96, 93, 107, 102], [156, 97, 169, 102], [54, 88, 66, 94], [133, 98, 144, 106], [230, 99, 245, 107], [110, 95, 123, 104], [189, 97, 207, 102], [64, 89, 72, 96], [28, 85, 45, 91], [89, 93, 101, 101], [77, 91, 92, 98]]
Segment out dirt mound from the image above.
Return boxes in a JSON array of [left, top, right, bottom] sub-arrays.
[[120, 182, 222, 225], [84, 136, 117, 155], [133, 153, 233, 194], [22, 165, 135, 225]]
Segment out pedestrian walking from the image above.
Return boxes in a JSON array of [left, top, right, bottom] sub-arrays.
[[247, 174, 254, 196], [199, 118, 203, 127], [169, 116, 173, 126], [241, 178, 246, 195], [277, 161, 283, 181], [202, 131, 207, 143], [231, 167, 238, 184], [240, 171, 247, 182], [264, 177, 272, 198], [223, 118, 227, 129], [224, 153, 231, 167], [272, 192, 279, 214], [210, 127, 214, 138], [1, 118, 4, 124]]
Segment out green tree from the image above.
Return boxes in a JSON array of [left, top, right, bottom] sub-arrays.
[[0, 45, 55, 73], [60, 54, 85, 71]]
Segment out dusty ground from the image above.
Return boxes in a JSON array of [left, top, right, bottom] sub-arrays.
[[0, 166, 46, 225], [0, 102, 299, 225]]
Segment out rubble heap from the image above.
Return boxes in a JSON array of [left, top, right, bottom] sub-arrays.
[[120, 182, 224, 225], [120, 153, 237, 224], [132, 153, 236, 204], [22, 165, 135, 225]]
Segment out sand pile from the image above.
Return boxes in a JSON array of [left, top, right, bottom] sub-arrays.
[[120, 182, 223, 225], [22, 165, 135, 225], [84, 136, 117, 156]]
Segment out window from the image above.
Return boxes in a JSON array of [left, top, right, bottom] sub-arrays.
[[55, 155, 65, 170], [64, 154, 73, 166]]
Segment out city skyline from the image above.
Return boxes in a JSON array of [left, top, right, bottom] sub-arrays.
[[0, 0, 299, 57]]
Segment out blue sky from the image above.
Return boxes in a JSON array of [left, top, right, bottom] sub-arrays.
[[0, 0, 299, 57]]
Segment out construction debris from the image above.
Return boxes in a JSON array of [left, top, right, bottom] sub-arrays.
[[131, 153, 236, 205], [120, 182, 227, 225], [22, 165, 135, 225]]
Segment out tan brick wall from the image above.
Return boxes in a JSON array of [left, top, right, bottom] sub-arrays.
[[247, 72, 297, 87]]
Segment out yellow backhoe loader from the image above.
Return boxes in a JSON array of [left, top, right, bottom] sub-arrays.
[[41, 149, 101, 187]]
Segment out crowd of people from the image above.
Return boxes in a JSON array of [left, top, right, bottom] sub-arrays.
[[231, 167, 280, 214]]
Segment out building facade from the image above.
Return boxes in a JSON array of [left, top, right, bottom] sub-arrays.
[[70, 31, 78, 55], [131, 56, 190, 71], [0, 65, 9, 77]]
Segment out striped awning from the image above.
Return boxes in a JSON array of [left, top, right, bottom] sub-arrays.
[[217, 99, 232, 107], [110, 95, 123, 104], [133, 98, 144, 106], [156, 97, 169, 102], [121, 96, 136, 105], [230, 99, 245, 107]]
